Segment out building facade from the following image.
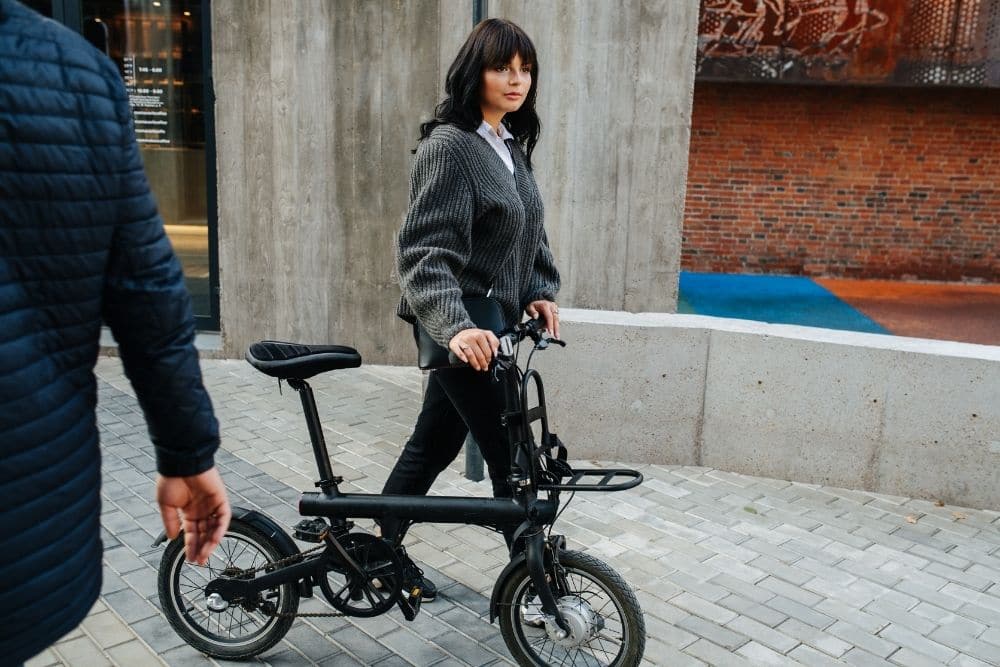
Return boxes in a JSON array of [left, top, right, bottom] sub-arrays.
[[25, 0, 700, 362], [683, 0, 1000, 281]]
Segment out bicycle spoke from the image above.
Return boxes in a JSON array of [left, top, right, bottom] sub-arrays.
[[368, 561, 396, 577], [220, 538, 237, 564], [581, 634, 612, 664], [331, 580, 351, 602], [170, 531, 289, 644], [230, 539, 254, 567], [592, 596, 615, 617], [511, 561, 636, 667]]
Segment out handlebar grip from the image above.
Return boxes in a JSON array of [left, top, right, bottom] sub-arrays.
[[523, 317, 545, 333]]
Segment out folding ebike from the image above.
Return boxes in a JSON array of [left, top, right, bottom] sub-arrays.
[[156, 319, 646, 665]]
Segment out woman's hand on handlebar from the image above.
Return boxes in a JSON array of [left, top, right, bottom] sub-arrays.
[[449, 328, 500, 372], [526, 300, 560, 340]]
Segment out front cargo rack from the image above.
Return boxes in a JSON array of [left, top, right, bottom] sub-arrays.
[[538, 468, 643, 492]]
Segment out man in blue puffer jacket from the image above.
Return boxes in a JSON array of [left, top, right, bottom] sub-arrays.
[[0, 1, 231, 662]]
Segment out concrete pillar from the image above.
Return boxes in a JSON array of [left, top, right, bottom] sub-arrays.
[[212, 1, 699, 363], [489, 1, 700, 314], [212, 0, 468, 362]]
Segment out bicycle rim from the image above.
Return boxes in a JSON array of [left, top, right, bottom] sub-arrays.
[[166, 532, 285, 646], [505, 562, 633, 665]]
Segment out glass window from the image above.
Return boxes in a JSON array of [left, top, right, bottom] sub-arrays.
[[81, 0, 213, 323], [21, 1, 54, 17]]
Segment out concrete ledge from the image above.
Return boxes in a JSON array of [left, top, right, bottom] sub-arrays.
[[534, 309, 1000, 509], [99, 327, 226, 359]]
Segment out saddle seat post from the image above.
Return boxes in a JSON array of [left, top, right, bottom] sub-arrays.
[[286, 378, 341, 496]]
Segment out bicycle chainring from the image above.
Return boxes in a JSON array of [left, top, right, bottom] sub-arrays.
[[318, 532, 403, 617]]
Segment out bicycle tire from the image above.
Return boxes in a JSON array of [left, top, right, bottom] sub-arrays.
[[498, 549, 645, 666], [157, 517, 299, 659]]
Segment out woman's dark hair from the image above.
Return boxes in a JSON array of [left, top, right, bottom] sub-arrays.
[[417, 18, 541, 169]]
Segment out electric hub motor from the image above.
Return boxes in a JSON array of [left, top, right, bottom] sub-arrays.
[[546, 595, 604, 649]]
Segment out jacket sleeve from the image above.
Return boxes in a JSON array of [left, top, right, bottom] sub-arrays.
[[100, 65, 219, 477], [396, 138, 477, 347], [520, 229, 561, 309]]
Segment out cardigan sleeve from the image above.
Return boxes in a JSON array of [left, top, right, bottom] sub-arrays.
[[520, 228, 561, 309], [396, 138, 478, 347]]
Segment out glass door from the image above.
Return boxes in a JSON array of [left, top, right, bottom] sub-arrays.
[[21, 1, 53, 16], [20, 0, 219, 329]]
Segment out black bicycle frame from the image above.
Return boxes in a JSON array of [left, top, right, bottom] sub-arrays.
[[291, 345, 573, 632], [297, 355, 550, 531], [203, 329, 588, 635]]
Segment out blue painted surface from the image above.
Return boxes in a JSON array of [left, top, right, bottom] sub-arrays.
[[678, 272, 889, 334]]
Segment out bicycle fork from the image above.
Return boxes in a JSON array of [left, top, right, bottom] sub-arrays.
[[523, 530, 571, 636]]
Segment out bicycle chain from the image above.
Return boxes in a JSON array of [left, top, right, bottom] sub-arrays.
[[231, 542, 326, 576]]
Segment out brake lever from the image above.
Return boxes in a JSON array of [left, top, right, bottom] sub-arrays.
[[534, 336, 567, 351]]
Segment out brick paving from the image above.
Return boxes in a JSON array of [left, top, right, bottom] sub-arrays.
[[26, 357, 1000, 666]]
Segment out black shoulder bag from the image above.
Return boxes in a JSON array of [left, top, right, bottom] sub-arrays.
[[416, 295, 505, 370], [415, 229, 517, 370]]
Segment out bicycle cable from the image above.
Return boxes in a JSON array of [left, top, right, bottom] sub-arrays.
[[525, 342, 537, 372], [548, 490, 575, 540]]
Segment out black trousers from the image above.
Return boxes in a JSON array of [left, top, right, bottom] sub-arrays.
[[381, 363, 512, 543]]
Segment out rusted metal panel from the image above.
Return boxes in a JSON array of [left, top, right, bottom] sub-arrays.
[[697, 0, 1000, 86]]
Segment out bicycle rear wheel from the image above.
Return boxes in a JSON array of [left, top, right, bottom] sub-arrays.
[[157, 517, 299, 659], [498, 549, 645, 666]]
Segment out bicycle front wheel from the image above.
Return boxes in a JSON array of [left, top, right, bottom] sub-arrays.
[[157, 517, 299, 659], [498, 549, 645, 666]]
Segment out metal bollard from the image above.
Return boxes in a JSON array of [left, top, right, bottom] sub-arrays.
[[464, 433, 484, 481], [425, 371, 485, 481], [464, 0, 488, 484]]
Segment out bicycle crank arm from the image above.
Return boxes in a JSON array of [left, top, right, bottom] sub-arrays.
[[205, 555, 324, 603]]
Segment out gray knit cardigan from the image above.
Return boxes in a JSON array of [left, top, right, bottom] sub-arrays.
[[396, 124, 560, 347]]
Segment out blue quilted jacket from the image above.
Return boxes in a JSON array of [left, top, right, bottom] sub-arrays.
[[0, 1, 219, 662]]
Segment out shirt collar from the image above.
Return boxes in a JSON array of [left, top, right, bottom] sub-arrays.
[[477, 120, 514, 143]]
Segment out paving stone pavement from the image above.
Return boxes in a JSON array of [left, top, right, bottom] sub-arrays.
[[27, 357, 1000, 666]]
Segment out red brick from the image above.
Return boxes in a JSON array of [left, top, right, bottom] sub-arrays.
[[682, 83, 1000, 281]]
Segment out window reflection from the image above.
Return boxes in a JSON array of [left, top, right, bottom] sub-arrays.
[[82, 1, 211, 320], [20, 1, 54, 17]]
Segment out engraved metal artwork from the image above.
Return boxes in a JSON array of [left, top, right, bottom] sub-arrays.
[[697, 0, 1000, 86]]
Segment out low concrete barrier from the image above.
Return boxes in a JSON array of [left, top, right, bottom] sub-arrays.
[[533, 309, 1000, 510]]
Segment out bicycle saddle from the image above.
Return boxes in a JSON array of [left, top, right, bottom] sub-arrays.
[[245, 340, 362, 379]]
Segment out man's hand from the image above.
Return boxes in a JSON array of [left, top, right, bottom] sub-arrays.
[[526, 300, 560, 340], [449, 327, 500, 372], [157, 467, 231, 565]]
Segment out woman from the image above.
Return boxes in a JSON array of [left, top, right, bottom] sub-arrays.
[[383, 18, 561, 600]]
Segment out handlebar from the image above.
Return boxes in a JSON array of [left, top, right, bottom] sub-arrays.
[[445, 318, 564, 368], [501, 318, 566, 349]]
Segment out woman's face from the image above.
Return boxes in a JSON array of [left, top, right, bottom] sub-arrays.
[[480, 53, 532, 121]]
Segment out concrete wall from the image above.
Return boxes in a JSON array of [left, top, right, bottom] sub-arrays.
[[212, 0, 468, 362], [533, 310, 1000, 510], [212, 1, 699, 362], [490, 0, 700, 312]]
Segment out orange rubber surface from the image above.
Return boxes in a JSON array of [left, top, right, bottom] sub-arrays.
[[816, 279, 1000, 346]]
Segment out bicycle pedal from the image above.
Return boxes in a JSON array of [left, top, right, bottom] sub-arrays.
[[293, 518, 329, 542], [396, 586, 422, 621]]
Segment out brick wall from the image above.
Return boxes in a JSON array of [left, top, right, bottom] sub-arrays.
[[682, 83, 1000, 281]]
